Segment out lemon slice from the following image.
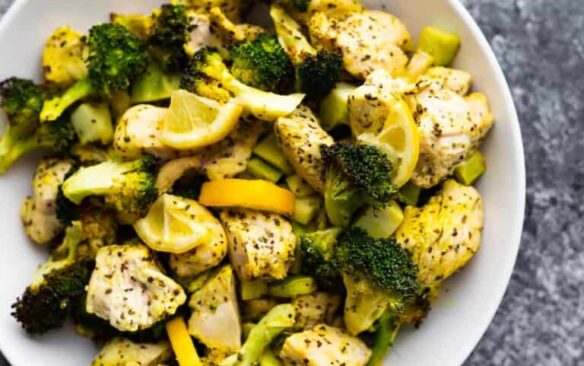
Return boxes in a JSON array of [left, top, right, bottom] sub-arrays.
[[356, 97, 419, 187], [161, 89, 243, 150], [134, 194, 220, 254]]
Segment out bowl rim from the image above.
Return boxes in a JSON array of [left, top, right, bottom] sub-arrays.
[[0, 0, 526, 365]]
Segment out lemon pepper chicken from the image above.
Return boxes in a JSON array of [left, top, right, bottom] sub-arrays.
[[7, 2, 495, 364]]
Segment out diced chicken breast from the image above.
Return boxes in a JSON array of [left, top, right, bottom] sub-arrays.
[[86, 244, 186, 332], [280, 324, 371, 366], [395, 180, 484, 289], [220, 209, 296, 280], [334, 10, 413, 79], [92, 338, 171, 366], [292, 292, 341, 330], [188, 265, 242, 352], [21, 158, 73, 245], [275, 105, 334, 193]]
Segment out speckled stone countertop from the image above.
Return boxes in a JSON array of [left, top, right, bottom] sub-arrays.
[[1, 0, 583, 365]]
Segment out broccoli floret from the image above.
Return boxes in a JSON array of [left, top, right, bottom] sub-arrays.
[[230, 34, 293, 92], [299, 228, 343, 292], [62, 156, 158, 224], [321, 143, 397, 227], [289, 0, 310, 12], [0, 79, 77, 172], [0, 77, 70, 172], [41, 23, 149, 122], [270, 5, 341, 99], [11, 224, 94, 334], [148, 4, 189, 72], [222, 304, 296, 366], [181, 47, 304, 121]]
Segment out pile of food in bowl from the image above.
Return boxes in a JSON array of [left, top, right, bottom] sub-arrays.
[[2, 0, 493, 364]]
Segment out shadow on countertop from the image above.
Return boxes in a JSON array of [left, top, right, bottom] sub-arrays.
[[1, 0, 584, 365]]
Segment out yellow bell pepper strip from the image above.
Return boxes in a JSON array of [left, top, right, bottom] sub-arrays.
[[199, 179, 295, 216], [166, 317, 202, 366]]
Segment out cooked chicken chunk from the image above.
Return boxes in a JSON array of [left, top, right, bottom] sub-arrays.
[[188, 265, 242, 353], [275, 105, 334, 193], [280, 324, 371, 366], [424, 66, 473, 96], [409, 79, 493, 188], [334, 10, 413, 79], [156, 118, 265, 193], [184, 12, 214, 57], [113, 104, 176, 160], [220, 209, 296, 280], [292, 292, 341, 330], [42, 26, 88, 86], [91, 338, 171, 366], [21, 158, 73, 245], [169, 212, 228, 278], [86, 244, 186, 332], [395, 180, 483, 289]]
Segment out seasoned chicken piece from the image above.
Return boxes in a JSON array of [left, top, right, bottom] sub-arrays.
[[42, 26, 88, 86], [86, 244, 186, 332], [275, 105, 334, 193], [91, 338, 171, 366], [78, 206, 117, 253], [169, 212, 228, 278], [188, 265, 242, 353], [184, 12, 214, 57], [172, 0, 247, 22], [280, 324, 371, 366], [289, 0, 363, 26], [113, 105, 177, 160], [156, 118, 265, 193], [409, 80, 493, 188], [21, 158, 73, 245], [424, 67, 473, 96], [334, 10, 413, 79], [395, 180, 483, 290], [292, 292, 341, 330], [220, 209, 296, 280]]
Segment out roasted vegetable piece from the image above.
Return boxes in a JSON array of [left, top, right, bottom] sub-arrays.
[[270, 5, 342, 99], [42, 26, 88, 86], [92, 338, 172, 366], [230, 34, 293, 92], [188, 265, 242, 353], [221, 304, 296, 366], [148, 4, 190, 72], [86, 244, 186, 332], [70, 102, 113, 145], [280, 324, 371, 366], [41, 23, 149, 122], [321, 143, 397, 227], [21, 158, 74, 244], [0, 78, 76, 172], [12, 224, 93, 334], [62, 156, 158, 224], [180, 47, 304, 121], [298, 228, 342, 292]]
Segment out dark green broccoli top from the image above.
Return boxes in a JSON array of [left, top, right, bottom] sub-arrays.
[[148, 4, 189, 72]]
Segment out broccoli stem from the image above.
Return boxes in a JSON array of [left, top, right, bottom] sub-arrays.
[[270, 5, 316, 64], [367, 311, 401, 366], [268, 276, 317, 298], [0, 128, 37, 173], [241, 280, 269, 301], [260, 348, 282, 366], [40, 78, 94, 122]]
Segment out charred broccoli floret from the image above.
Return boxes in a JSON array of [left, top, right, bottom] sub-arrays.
[[0, 78, 76, 172], [62, 156, 158, 223], [148, 4, 190, 72], [181, 47, 304, 121], [321, 143, 396, 227], [11, 224, 94, 334], [230, 34, 293, 92], [270, 5, 342, 99], [299, 228, 343, 292], [41, 23, 149, 122]]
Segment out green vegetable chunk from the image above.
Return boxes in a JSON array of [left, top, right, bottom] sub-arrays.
[[253, 134, 293, 174], [130, 61, 181, 103], [247, 158, 283, 183], [71, 103, 113, 145], [398, 182, 421, 206], [286, 175, 315, 198], [367, 310, 401, 366], [292, 194, 323, 225], [454, 151, 486, 185], [353, 201, 404, 239], [241, 280, 269, 301], [269, 275, 318, 298], [260, 348, 282, 366], [417, 26, 461, 66], [319, 83, 356, 131]]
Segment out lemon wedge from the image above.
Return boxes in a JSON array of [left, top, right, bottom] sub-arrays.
[[161, 89, 243, 150], [134, 194, 222, 254]]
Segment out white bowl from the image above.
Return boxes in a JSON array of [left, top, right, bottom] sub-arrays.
[[0, 0, 525, 365]]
